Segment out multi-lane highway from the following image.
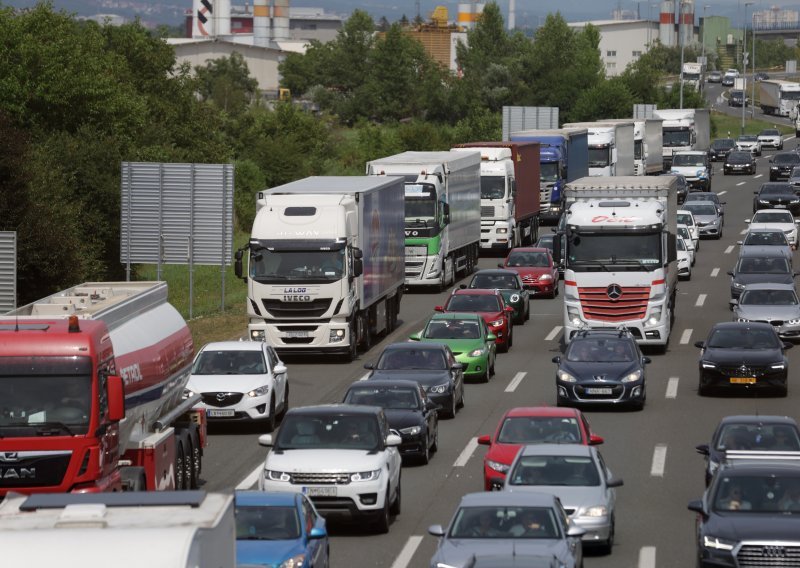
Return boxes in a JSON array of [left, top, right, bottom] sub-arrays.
[[201, 131, 799, 568]]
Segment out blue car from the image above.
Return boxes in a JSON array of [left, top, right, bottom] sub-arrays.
[[235, 490, 329, 568]]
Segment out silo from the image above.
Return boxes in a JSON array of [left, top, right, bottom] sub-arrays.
[[273, 0, 290, 41], [253, 0, 270, 46], [680, 0, 694, 46], [508, 0, 515, 30], [457, 2, 484, 30], [659, 0, 675, 47]]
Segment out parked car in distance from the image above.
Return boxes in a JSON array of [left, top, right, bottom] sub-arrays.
[[753, 183, 800, 215], [695, 322, 792, 396], [758, 128, 783, 150], [465, 269, 531, 323], [498, 247, 560, 298], [769, 152, 800, 181], [436, 289, 514, 353], [235, 490, 329, 568], [477, 406, 604, 491], [682, 201, 724, 239], [731, 283, 800, 341], [186, 340, 289, 432], [723, 151, 757, 175], [736, 135, 761, 156], [343, 379, 440, 464], [363, 342, 464, 419], [736, 228, 792, 263], [503, 444, 623, 554], [677, 237, 692, 280], [707, 70, 722, 83], [746, 209, 799, 248], [708, 138, 736, 162]]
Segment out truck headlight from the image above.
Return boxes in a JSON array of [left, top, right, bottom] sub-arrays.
[[351, 469, 381, 482], [703, 535, 735, 551], [182, 388, 195, 400], [567, 307, 582, 326], [266, 469, 291, 482], [496, 228, 508, 234], [557, 370, 577, 383], [330, 329, 346, 343], [251, 329, 266, 341], [621, 370, 642, 383], [646, 309, 662, 326], [247, 385, 270, 397]]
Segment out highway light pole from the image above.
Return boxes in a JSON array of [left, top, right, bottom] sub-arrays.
[[742, 2, 753, 134], [702, 5, 710, 65], [751, 11, 757, 118], [679, 0, 686, 109]]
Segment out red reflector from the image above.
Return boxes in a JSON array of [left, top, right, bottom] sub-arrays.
[[652, 279, 665, 285], [565, 280, 577, 286], [68, 315, 80, 333]]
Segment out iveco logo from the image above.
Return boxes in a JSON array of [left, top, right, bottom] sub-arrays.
[[0, 452, 19, 463], [762, 546, 786, 558], [607, 284, 623, 301]]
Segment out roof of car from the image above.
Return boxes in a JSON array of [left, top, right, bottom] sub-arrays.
[[504, 406, 583, 419], [708, 321, 776, 332], [459, 491, 557, 508], [347, 379, 421, 391], [235, 490, 298, 507], [429, 312, 484, 322], [451, 288, 501, 296], [518, 444, 594, 458], [473, 269, 519, 276], [509, 247, 550, 253], [675, 150, 707, 156], [198, 341, 265, 352], [381, 342, 447, 352], [718, 415, 797, 427], [284, 404, 383, 417]]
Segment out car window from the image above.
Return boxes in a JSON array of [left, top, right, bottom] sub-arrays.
[[301, 496, 317, 533], [509, 455, 600, 487], [276, 414, 381, 450], [345, 386, 421, 410], [507, 251, 550, 267], [566, 338, 635, 362], [193, 349, 267, 375], [774, 154, 800, 165], [713, 474, 800, 513], [760, 187, 795, 196], [449, 506, 559, 539], [716, 424, 800, 451], [684, 203, 717, 216], [740, 289, 798, 305], [673, 154, 706, 167], [236, 505, 301, 540], [677, 238, 687, 251], [424, 320, 481, 340], [677, 213, 695, 226]]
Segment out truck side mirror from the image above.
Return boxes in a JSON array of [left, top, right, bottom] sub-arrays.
[[353, 248, 363, 259], [107, 374, 125, 422], [442, 203, 451, 225], [234, 249, 245, 281], [353, 259, 363, 278], [667, 233, 677, 263]]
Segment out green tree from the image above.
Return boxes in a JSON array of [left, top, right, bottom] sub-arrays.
[[570, 77, 636, 121], [195, 52, 259, 115]]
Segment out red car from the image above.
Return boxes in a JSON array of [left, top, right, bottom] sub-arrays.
[[435, 289, 514, 352], [477, 406, 604, 490], [499, 247, 559, 298]]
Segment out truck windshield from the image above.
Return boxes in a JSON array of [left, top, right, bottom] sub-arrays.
[[540, 162, 559, 182], [250, 249, 345, 284], [481, 176, 505, 200], [567, 233, 662, 271], [588, 146, 611, 168], [782, 91, 800, 101], [683, 73, 701, 81], [673, 154, 706, 167], [405, 183, 438, 227], [662, 129, 691, 147], [0, 356, 93, 436], [634, 140, 643, 160]]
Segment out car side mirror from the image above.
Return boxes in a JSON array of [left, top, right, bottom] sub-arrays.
[[353, 258, 363, 278], [729, 299, 738, 307], [434, 306, 445, 312], [477, 434, 491, 446], [309, 526, 327, 539], [234, 249, 245, 281], [696, 443, 710, 456], [589, 434, 604, 445], [551, 227, 557, 233], [726, 271, 734, 276], [687, 500, 706, 515], [504, 306, 514, 313], [459, 284, 467, 289], [694, 341, 706, 349], [363, 362, 375, 370], [258, 434, 274, 447], [736, 241, 743, 245], [552, 355, 561, 363], [607, 477, 624, 488], [783, 342, 794, 350], [567, 525, 587, 538], [497, 263, 505, 268], [409, 332, 421, 341], [754, 191, 759, 195], [487, 333, 497, 342], [428, 524, 445, 537], [386, 433, 402, 447], [273, 364, 287, 374], [643, 356, 651, 364], [426, 400, 442, 412], [744, 219, 751, 224]]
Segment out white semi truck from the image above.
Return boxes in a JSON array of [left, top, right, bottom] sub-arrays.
[[681, 62, 705, 92], [652, 108, 710, 170], [0, 491, 235, 568], [366, 151, 481, 290], [633, 119, 663, 175], [562, 121, 635, 177], [559, 176, 678, 349], [237, 176, 406, 361], [758, 79, 800, 117]]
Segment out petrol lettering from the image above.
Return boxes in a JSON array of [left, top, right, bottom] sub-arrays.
[[120, 363, 143, 386]]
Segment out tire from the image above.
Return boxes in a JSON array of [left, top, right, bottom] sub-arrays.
[[278, 383, 289, 421], [188, 425, 202, 488], [431, 424, 439, 453], [445, 393, 457, 418], [390, 477, 401, 516], [601, 517, 615, 555], [489, 356, 496, 378], [457, 384, 465, 409], [698, 380, 708, 397], [420, 435, 431, 465], [346, 320, 358, 362], [525, 304, 531, 321], [360, 313, 372, 353], [174, 439, 186, 491], [374, 494, 390, 534], [264, 394, 277, 432], [480, 366, 490, 383]]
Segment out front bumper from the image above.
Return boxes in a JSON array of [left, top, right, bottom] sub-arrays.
[[557, 380, 645, 407], [697, 223, 721, 237], [251, 322, 352, 354], [195, 394, 271, 422], [770, 168, 794, 180], [759, 138, 782, 149], [453, 353, 490, 379], [523, 281, 556, 295], [725, 164, 755, 174], [573, 514, 613, 545], [698, 367, 787, 391], [260, 476, 389, 519]]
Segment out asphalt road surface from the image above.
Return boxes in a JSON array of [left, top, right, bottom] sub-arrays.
[[201, 133, 800, 568]]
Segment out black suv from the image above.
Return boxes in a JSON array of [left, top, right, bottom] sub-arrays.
[[552, 328, 650, 410], [753, 183, 800, 215], [728, 90, 748, 107], [689, 459, 800, 568], [724, 151, 756, 175], [770, 152, 800, 181], [708, 138, 736, 162]]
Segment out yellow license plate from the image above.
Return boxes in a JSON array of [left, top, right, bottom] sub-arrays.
[[730, 377, 756, 384]]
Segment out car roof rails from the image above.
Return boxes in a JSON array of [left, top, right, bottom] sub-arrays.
[[722, 450, 800, 467]]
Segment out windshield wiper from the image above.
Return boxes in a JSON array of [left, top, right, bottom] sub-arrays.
[[33, 421, 76, 436], [569, 260, 611, 272], [609, 258, 655, 271]]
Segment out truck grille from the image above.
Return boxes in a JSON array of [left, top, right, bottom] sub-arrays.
[[481, 206, 495, 217], [405, 260, 424, 278], [578, 286, 650, 322], [262, 299, 332, 318], [0, 452, 71, 488], [201, 392, 244, 407], [291, 472, 351, 485], [737, 544, 800, 567], [540, 185, 553, 206]]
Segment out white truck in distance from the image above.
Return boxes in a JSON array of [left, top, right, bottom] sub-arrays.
[[560, 176, 678, 349], [562, 121, 635, 177], [237, 176, 405, 362], [630, 119, 663, 176], [682, 62, 705, 91], [652, 108, 710, 170], [758, 80, 800, 118], [0, 491, 235, 568]]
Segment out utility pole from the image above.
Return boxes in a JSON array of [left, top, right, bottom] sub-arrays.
[[702, 5, 710, 65], [742, 2, 753, 134], [751, 11, 757, 118], [679, 0, 686, 109]]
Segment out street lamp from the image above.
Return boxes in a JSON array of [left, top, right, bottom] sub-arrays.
[[742, 2, 753, 134], [751, 9, 757, 118], [679, 0, 687, 109], [701, 5, 710, 66]]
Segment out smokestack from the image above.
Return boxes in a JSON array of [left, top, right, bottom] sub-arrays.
[[508, 0, 515, 30], [273, 0, 289, 41], [215, 0, 231, 35], [253, 0, 270, 46], [457, 2, 484, 30], [193, 0, 213, 37], [659, 0, 676, 46]]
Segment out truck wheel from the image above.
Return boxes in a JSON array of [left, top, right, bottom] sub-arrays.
[[174, 439, 186, 490], [359, 313, 372, 352], [346, 321, 358, 362], [265, 395, 277, 432], [189, 425, 202, 487]]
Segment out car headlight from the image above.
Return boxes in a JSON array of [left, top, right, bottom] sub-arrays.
[[510, 294, 520, 303], [250, 329, 266, 341], [266, 469, 291, 482], [279, 554, 307, 568], [759, 199, 769, 204], [646, 309, 662, 326], [771, 362, 786, 370], [489, 319, 504, 327], [247, 385, 270, 397], [399, 425, 422, 436], [787, 318, 800, 325], [580, 505, 608, 517], [732, 281, 745, 289], [621, 370, 642, 383], [557, 370, 577, 383], [540, 274, 554, 281], [701, 360, 717, 369], [351, 469, 381, 482], [785, 229, 795, 235], [182, 388, 195, 400], [703, 535, 735, 551], [696, 169, 707, 178], [737, 317, 749, 323], [486, 460, 510, 473], [469, 348, 486, 357], [428, 383, 449, 394]]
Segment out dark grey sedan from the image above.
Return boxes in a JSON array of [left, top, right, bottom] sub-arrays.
[[732, 283, 800, 340], [728, 253, 796, 302]]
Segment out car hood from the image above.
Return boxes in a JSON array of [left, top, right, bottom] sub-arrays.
[[435, 538, 564, 566], [560, 361, 640, 383], [369, 369, 452, 386], [507, 267, 552, 279], [733, 273, 794, 287], [735, 305, 800, 321], [749, 222, 795, 233], [693, 214, 719, 224], [265, 449, 386, 471], [383, 408, 426, 430], [419, 337, 485, 354], [486, 443, 525, 469], [703, 347, 784, 366], [704, 511, 800, 541], [237, 540, 304, 566], [506, 485, 608, 512], [187, 374, 270, 393]]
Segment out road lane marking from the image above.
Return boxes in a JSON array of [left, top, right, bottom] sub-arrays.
[[236, 463, 263, 490], [454, 437, 479, 467], [639, 546, 656, 568], [724, 245, 734, 254], [680, 329, 693, 344], [666, 377, 679, 399], [359, 372, 371, 381], [390, 536, 424, 568], [651, 445, 667, 477], [737, 182, 746, 186], [545, 326, 562, 341], [505, 372, 527, 393], [718, 190, 727, 195], [695, 294, 706, 307], [754, 174, 763, 179], [711, 268, 720, 277], [740, 228, 749, 235]]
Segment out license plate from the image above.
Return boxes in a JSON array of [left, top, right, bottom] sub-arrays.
[[585, 387, 613, 395], [207, 409, 235, 417], [304, 486, 337, 497], [775, 204, 787, 209], [285, 331, 309, 338], [730, 377, 756, 384]]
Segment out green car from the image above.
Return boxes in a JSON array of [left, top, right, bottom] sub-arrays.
[[463, 269, 530, 325], [410, 312, 497, 382]]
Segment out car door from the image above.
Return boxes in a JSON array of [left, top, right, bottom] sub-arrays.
[[596, 451, 616, 516], [418, 385, 437, 447], [267, 346, 287, 410], [444, 347, 462, 405], [379, 411, 402, 493], [555, 497, 582, 567], [515, 274, 530, 313], [301, 494, 328, 566]]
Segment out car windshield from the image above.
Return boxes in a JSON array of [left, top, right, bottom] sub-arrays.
[[193, 350, 267, 375], [507, 251, 550, 267], [752, 211, 794, 223], [275, 414, 381, 451], [736, 257, 791, 274], [470, 273, 520, 290], [423, 320, 482, 340], [728, 153, 752, 164], [508, 455, 600, 487], [566, 338, 636, 362], [792, 167, 800, 177], [678, 227, 691, 240], [743, 231, 788, 246], [684, 203, 717, 216], [673, 154, 706, 167], [685, 195, 717, 204], [677, 238, 687, 251], [497, 417, 582, 444], [774, 154, 800, 165], [344, 386, 421, 410], [739, 136, 757, 142], [447, 295, 501, 312], [677, 213, 695, 226], [739, 289, 798, 306], [449, 506, 560, 539], [376, 348, 446, 370], [713, 474, 800, 513], [761, 130, 780, 137], [715, 424, 800, 451], [713, 139, 735, 149], [236, 505, 301, 541], [761, 187, 795, 197], [707, 327, 781, 349]]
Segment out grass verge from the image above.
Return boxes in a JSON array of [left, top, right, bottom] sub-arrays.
[[711, 109, 794, 138]]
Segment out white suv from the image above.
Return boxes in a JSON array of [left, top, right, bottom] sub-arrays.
[[258, 404, 402, 533]]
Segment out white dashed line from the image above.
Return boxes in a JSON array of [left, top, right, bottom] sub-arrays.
[[718, 191, 727, 195], [754, 174, 763, 179], [390, 536, 424, 568], [724, 245, 734, 254], [695, 294, 706, 307], [359, 373, 371, 381], [545, 326, 562, 341], [711, 268, 720, 277], [739, 229, 748, 235], [680, 329, 693, 344], [236, 463, 263, 490], [639, 546, 657, 568], [666, 377, 679, 399], [737, 182, 746, 186], [454, 437, 479, 467], [651, 445, 668, 477], [505, 372, 527, 393]]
